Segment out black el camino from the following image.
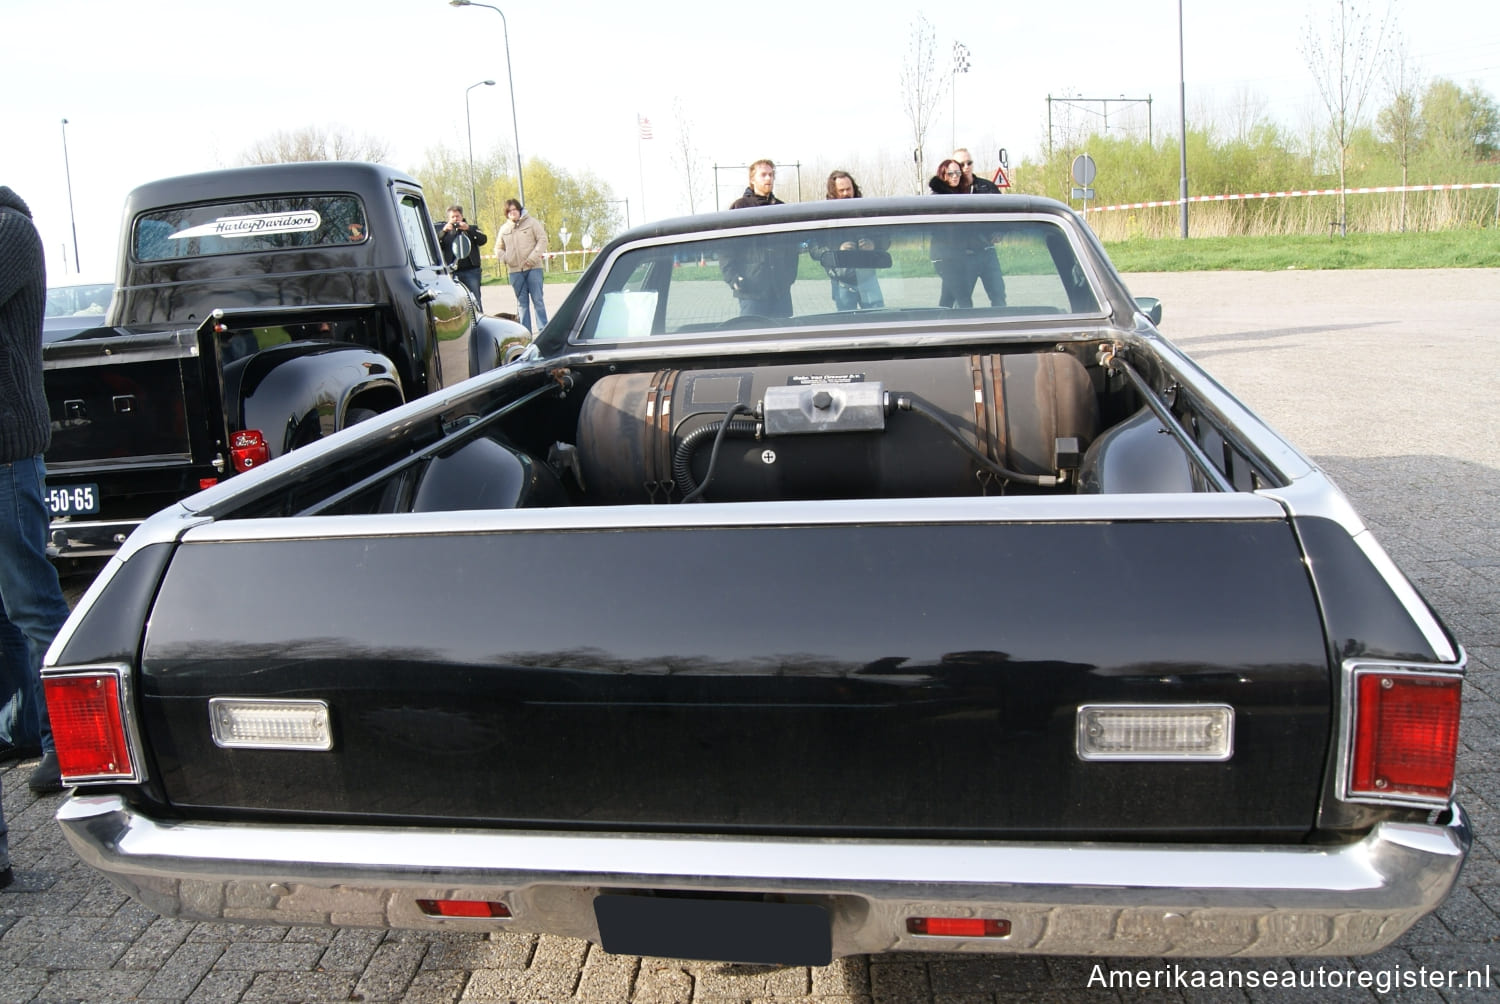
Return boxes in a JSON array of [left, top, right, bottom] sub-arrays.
[[45, 196, 1468, 966]]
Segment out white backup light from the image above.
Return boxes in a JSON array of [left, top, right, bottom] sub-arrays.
[[1076, 704, 1233, 761], [209, 698, 333, 750]]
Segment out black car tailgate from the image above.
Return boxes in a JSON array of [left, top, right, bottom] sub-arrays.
[[137, 502, 1333, 840]]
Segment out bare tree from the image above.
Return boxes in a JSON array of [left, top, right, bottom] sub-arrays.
[[1376, 32, 1421, 231], [671, 98, 706, 215], [1300, 0, 1390, 235], [898, 14, 947, 192], [239, 126, 391, 166]]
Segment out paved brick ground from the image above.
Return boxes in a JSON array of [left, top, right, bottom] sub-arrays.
[[2, 269, 1496, 1002]]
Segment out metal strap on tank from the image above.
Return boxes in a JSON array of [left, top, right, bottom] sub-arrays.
[[643, 369, 667, 498], [986, 354, 1008, 468], [969, 354, 989, 463], [655, 369, 680, 502]]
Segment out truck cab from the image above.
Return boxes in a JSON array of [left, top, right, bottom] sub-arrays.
[[42, 161, 527, 560]]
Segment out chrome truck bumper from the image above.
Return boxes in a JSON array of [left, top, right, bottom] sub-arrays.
[[58, 794, 1469, 960]]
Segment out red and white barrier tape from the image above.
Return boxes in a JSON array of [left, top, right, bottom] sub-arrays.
[[1083, 182, 1500, 214]]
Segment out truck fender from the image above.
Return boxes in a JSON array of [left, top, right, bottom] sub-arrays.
[[469, 314, 533, 378], [237, 345, 405, 458]]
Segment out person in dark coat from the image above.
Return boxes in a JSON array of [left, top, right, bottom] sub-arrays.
[[721, 160, 799, 317], [928, 159, 982, 308], [953, 148, 1006, 306], [0, 185, 71, 820], [436, 205, 487, 305]]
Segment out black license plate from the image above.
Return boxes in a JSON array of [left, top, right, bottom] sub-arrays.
[[46, 483, 100, 517], [594, 894, 831, 966]]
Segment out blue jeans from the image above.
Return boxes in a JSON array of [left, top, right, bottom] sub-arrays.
[[0, 456, 69, 759], [510, 268, 547, 332], [829, 270, 884, 311], [455, 268, 483, 307]]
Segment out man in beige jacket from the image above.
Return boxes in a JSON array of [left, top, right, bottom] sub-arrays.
[[497, 199, 549, 332]]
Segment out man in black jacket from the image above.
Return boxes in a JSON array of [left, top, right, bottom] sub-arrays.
[[436, 205, 487, 305], [721, 160, 798, 317], [953, 148, 1007, 306], [0, 186, 70, 807]]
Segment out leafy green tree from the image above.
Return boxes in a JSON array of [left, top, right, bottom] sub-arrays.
[[1376, 36, 1421, 229], [411, 146, 624, 271], [1418, 79, 1500, 168], [1300, 0, 1390, 235]]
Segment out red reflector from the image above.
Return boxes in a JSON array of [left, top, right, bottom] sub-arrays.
[[43, 673, 135, 780], [906, 917, 1011, 938], [416, 899, 511, 918], [1350, 672, 1461, 800], [198, 478, 218, 490], [230, 429, 270, 473]]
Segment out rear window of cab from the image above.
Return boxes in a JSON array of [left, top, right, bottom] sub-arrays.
[[133, 195, 367, 262]]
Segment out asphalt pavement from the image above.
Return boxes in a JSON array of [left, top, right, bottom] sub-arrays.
[[3, 268, 1497, 1002]]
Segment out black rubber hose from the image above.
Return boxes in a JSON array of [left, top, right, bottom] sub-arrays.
[[675, 406, 758, 503], [896, 394, 1056, 486]]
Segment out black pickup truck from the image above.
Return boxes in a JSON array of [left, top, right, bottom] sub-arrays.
[[46, 197, 1467, 966], [42, 161, 527, 560]]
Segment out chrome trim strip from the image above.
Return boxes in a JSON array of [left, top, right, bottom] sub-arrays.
[[56, 794, 1470, 958], [177, 493, 1290, 545], [1336, 658, 1467, 809], [39, 665, 146, 785]]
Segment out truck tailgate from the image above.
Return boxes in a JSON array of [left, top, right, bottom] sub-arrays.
[[137, 504, 1331, 840], [43, 328, 214, 470]]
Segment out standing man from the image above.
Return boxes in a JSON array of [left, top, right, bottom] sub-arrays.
[[721, 159, 799, 317], [497, 199, 549, 333], [812, 170, 885, 311], [436, 206, 487, 306], [0, 185, 72, 822], [953, 148, 1006, 307]]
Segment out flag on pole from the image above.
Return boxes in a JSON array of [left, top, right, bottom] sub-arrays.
[[953, 41, 970, 74], [637, 115, 653, 140]]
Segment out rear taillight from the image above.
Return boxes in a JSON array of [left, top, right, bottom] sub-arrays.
[[230, 429, 270, 472], [43, 670, 138, 783], [1346, 667, 1461, 805]]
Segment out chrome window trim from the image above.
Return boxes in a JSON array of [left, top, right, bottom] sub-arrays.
[[1075, 703, 1234, 762], [568, 212, 1111, 346], [1336, 657, 1467, 810], [174, 492, 1290, 545], [38, 663, 147, 785]]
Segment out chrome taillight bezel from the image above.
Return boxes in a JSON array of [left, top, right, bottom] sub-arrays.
[[1337, 658, 1464, 810], [40, 662, 147, 786]]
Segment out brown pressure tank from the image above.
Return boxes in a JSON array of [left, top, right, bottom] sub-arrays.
[[575, 353, 1098, 503]]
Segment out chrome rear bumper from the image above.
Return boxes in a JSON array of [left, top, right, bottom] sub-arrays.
[[58, 794, 1469, 959]]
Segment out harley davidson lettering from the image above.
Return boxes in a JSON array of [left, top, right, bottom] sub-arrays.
[[170, 211, 323, 240]]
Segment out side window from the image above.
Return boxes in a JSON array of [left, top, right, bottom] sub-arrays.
[[397, 195, 439, 269]]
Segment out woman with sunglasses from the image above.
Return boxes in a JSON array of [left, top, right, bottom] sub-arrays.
[[928, 158, 979, 307]]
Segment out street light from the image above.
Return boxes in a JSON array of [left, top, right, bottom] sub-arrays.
[[449, 0, 525, 208], [1177, 0, 1189, 238], [61, 118, 80, 273], [465, 79, 495, 221]]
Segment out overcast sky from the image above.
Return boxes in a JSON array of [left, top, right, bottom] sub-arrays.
[[4, 0, 1496, 280]]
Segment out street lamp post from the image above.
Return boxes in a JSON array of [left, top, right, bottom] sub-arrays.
[[465, 79, 495, 221], [1177, 0, 1189, 239], [449, 0, 525, 208], [61, 118, 80, 273]]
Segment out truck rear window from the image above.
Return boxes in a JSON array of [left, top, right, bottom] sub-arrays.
[[133, 195, 367, 262]]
